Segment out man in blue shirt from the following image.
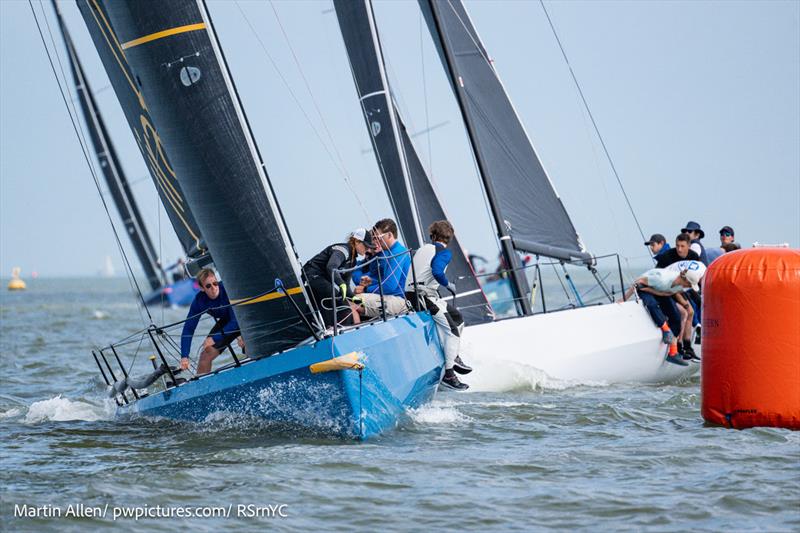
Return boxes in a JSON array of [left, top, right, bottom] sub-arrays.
[[644, 233, 670, 263], [180, 268, 243, 374], [354, 218, 410, 318]]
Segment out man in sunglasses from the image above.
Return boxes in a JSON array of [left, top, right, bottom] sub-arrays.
[[180, 268, 243, 375], [707, 226, 737, 263]]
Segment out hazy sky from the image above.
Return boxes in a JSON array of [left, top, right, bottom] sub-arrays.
[[1, 0, 798, 279]]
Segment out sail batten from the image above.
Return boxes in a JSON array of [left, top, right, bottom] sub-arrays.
[[419, 0, 591, 264], [79, 0, 319, 356]]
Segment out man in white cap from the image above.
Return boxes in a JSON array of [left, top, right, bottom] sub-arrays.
[[623, 265, 705, 366]]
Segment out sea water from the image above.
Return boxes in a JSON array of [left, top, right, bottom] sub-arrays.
[[1, 278, 798, 532]]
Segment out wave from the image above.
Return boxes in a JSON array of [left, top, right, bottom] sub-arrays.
[[16, 395, 113, 423]]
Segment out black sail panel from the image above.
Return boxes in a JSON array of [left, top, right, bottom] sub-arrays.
[[398, 118, 493, 324], [333, 0, 423, 250], [54, 1, 162, 291], [78, 0, 318, 355], [420, 0, 590, 263], [77, 0, 205, 260]]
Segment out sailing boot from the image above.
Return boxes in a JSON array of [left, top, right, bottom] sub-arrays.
[[682, 343, 700, 362], [665, 342, 688, 366], [660, 323, 674, 345], [441, 369, 469, 390], [453, 355, 473, 375], [694, 325, 702, 345]]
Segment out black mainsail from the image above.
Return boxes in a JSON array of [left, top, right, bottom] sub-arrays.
[[420, 0, 593, 314], [78, 0, 321, 355], [53, 1, 163, 291], [77, 0, 206, 263], [334, 0, 493, 325]]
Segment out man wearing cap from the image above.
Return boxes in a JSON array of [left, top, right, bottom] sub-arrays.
[[707, 226, 737, 263], [622, 266, 705, 366], [644, 233, 670, 263], [681, 221, 709, 266]]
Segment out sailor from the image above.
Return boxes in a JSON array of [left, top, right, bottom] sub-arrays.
[[664, 259, 707, 361], [354, 219, 411, 319], [681, 221, 709, 265], [405, 220, 472, 391], [180, 268, 243, 375], [655, 233, 700, 268], [644, 233, 670, 263], [707, 226, 737, 262], [303, 228, 371, 327], [623, 267, 704, 366]]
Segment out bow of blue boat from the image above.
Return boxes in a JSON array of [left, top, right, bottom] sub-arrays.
[[117, 312, 444, 440]]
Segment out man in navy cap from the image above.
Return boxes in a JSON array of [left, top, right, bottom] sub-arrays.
[[681, 221, 709, 266], [644, 233, 670, 263]]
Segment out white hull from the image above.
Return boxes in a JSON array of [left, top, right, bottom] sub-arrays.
[[461, 300, 698, 386]]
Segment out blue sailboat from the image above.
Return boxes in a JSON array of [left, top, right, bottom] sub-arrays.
[[69, 0, 445, 439]]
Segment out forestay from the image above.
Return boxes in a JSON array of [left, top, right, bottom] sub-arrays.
[[78, 0, 320, 356]]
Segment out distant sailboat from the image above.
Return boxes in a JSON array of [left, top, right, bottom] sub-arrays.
[[100, 255, 115, 278], [7, 267, 26, 291]]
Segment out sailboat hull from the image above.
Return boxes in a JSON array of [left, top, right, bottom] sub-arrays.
[[118, 313, 444, 439], [462, 301, 698, 384], [144, 279, 199, 307]]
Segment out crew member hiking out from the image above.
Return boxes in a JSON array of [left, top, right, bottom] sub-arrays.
[[180, 268, 243, 375], [303, 229, 371, 327], [406, 220, 472, 390]]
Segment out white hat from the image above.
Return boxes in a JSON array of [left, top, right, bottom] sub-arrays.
[[348, 228, 368, 242], [683, 263, 706, 291]]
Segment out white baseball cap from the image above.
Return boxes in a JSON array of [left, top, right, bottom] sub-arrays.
[[348, 228, 371, 245], [683, 263, 706, 291]]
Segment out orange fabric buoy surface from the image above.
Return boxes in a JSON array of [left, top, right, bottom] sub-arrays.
[[702, 248, 800, 429]]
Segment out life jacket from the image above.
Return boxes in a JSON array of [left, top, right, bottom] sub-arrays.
[[406, 243, 446, 298]]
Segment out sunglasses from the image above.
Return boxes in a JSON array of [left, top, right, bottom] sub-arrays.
[[721, 232, 733, 237], [204, 281, 219, 289]]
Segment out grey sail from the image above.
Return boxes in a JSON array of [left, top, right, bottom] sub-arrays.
[[53, 1, 162, 291], [78, 0, 320, 355], [77, 0, 206, 262], [332, 0, 423, 250], [419, 0, 591, 264], [334, 0, 493, 325]]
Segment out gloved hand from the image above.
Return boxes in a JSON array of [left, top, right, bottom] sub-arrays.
[[339, 283, 348, 298]]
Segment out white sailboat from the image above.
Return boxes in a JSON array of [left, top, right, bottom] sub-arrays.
[[336, 0, 697, 384]]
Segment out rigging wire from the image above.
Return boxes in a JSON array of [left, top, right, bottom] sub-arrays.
[[538, 0, 648, 245], [30, 0, 153, 324], [232, 0, 371, 222]]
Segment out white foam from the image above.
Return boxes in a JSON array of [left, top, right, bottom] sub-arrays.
[[408, 401, 468, 425], [23, 395, 112, 423], [0, 407, 22, 419], [92, 310, 110, 320]]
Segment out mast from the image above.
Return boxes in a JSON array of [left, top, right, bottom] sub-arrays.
[[52, 0, 163, 291], [419, 0, 532, 316], [78, 0, 321, 356], [334, 0, 493, 324]]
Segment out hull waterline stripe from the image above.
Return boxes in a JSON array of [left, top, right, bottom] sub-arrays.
[[231, 286, 304, 306], [121, 23, 206, 50]]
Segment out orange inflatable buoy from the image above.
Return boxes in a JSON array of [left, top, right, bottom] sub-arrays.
[[701, 248, 800, 429]]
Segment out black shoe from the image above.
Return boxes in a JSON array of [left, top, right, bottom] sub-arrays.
[[682, 345, 701, 362], [453, 355, 472, 375], [694, 326, 702, 345], [441, 373, 469, 390], [665, 354, 689, 367]]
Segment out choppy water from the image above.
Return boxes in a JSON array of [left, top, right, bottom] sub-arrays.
[[1, 278, 798, 532]]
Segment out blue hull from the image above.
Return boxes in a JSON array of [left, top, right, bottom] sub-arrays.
[[118, 313, 444, 439], [144, 278, 199, 307]]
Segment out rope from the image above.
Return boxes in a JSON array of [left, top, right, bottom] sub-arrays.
[[31, 0, 153, 324], [539, 0, 647, 245], [232, 0, 371, 222]]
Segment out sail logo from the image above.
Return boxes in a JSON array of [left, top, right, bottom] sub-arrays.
[[179, 66, 202, 87], [371, 121, 381, 137]]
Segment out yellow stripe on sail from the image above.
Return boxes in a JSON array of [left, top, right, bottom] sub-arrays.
[[231, 286, 304, 306], [121, 23, 206, 50], [310, 352, 364, 374]]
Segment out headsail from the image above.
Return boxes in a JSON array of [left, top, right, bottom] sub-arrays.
[[53, 1, 163, 291], [419, 0, 591, 264], [78, 0, 320, 355], [77, 0, 206, 261], [334, 0, 493, 324]]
